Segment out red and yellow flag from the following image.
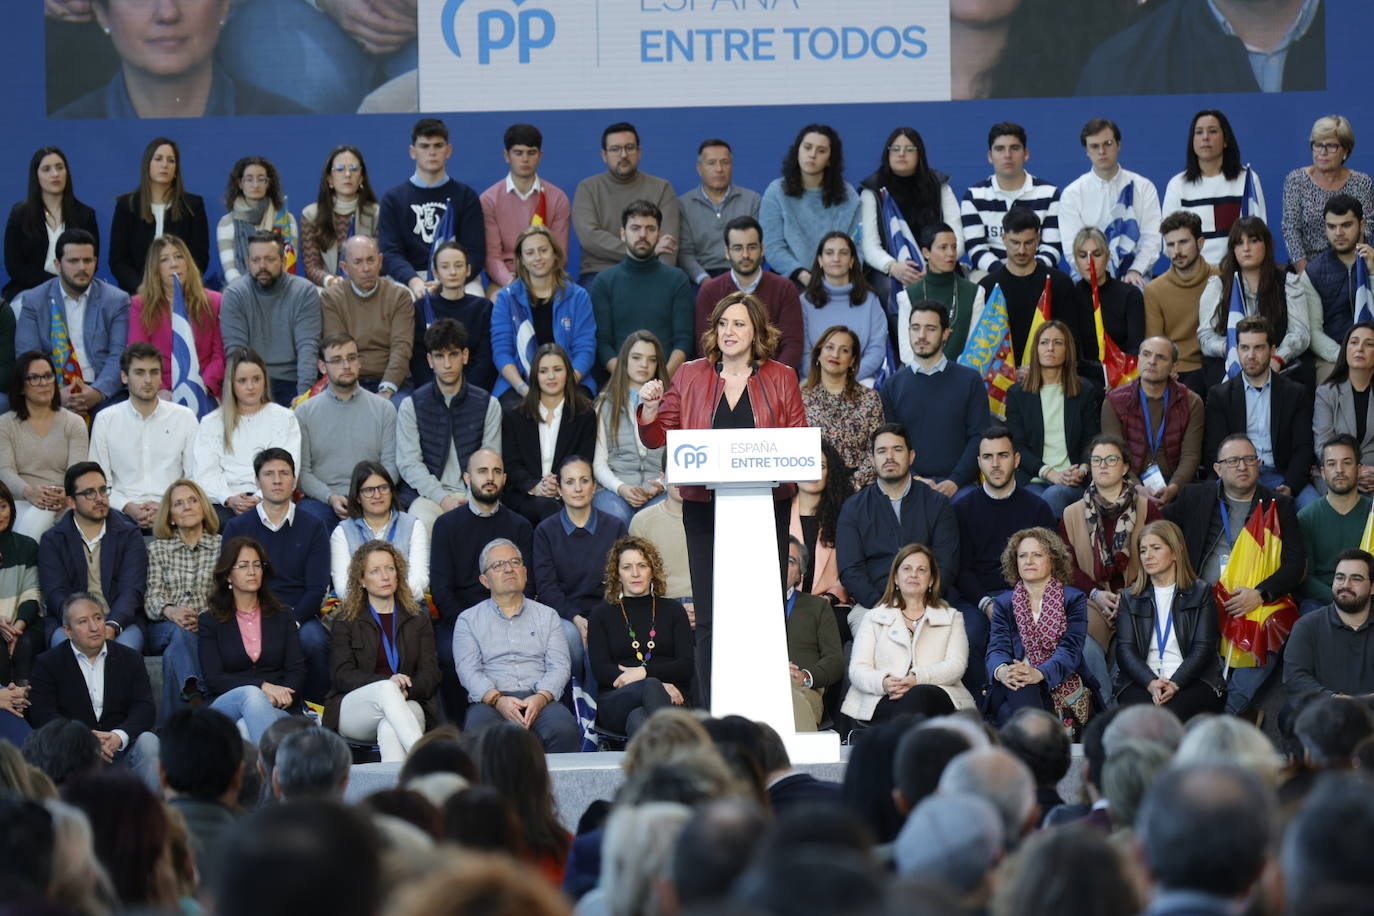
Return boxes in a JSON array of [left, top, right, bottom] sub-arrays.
[[1088, 257, 1139, 388], [1216, 501, 1298, 669], [1019, 276, 1052, 367], [532, 190, 547, 227]]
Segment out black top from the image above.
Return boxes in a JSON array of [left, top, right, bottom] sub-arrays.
[[1357, 385, 1370, 445], [713, 386, 754, 429], [587, 594, 695, 691], [799, 514, 820, 594], [532, 296, 555, 345]]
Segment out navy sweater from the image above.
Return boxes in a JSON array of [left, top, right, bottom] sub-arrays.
[[222, 510, 330, 626], [879, 363, 990, 485], [951, 486, 1056, 604], [377, 178, 485, 286], [532, 509, 628, 621], [429, 505, 534, 623]]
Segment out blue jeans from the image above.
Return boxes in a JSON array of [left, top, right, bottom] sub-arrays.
[[298, 618, 331, 706], [270, 379, 300, 409], [1023, 482, 1085, 518], [211, 685, 291, 745], [957, 602, 990, 697], [1258, 466, 1320, 510], [592, 487, 666, 527], [49, 619, 144, 652], [296, 498, 343, 534], [146, 619, 204, 725], [1225, 650, 1280, 716], [0, 708, 30, 747], [1081, 633, 1114, 710]]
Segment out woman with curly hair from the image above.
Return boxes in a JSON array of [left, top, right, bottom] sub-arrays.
[[801, 325, 884, 486], [759, 124, 861, 288], [790, 439, 854, 607], [986, 527, 1100, 728], [324, 539, 440, 762], [586, 536, 694, 736]]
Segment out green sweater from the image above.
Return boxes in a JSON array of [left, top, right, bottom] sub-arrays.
[[1298, 495, 1371, 601], [590, 254, 694, 367], [0, 529, 40, 626]]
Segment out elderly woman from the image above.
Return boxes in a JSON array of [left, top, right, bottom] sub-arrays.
[[842, 543, 973, 726], [587, 536, 694, 737], [325, 540, 440, 762], [1282, 115, 1374, 272], [801, 325, 884, 487], [986, 527, 1099, 729], [1113, 519, 1225, 721]]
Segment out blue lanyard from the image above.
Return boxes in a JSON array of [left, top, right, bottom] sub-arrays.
[[368, 603, 400, 674], [1139, 385, 1170, 459], [1153, 588, 1175, 658], [355, 512, 399, 545], [785, 590, 797, 620]]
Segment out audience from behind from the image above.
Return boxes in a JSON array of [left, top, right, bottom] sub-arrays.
[[0, 796, 55, 907], [620, 706, 712, 778], [1101, 738, 1174, 832], [1294, 695, 1374, 770], [938, 748, 1038, 851], [272, 726, 351, 802], [43, 796, 115, 913], [61, 768, 177, 910], [1281, 773, 1374, 912], [671, 797, 770, 912], [999, 708, 1071, 820], [762, 800, 875, 864], [1172, 715, 1283, 789], [1135, 765, 1273, 916], [360, 787, 443, 840], [1102, 704, 1185, 755], [990, 825, 1143, 916], [755, 720, 840, 814], [894, 793, 1002, 904], [441, 785, 524, 856], [391, 850, 572, 916], [398, 728, 479, 786], [254, 714, 313, 804], [892, 723, 974, 815], [841, 718, 911, 844], [599, 801, 692, 916], [732, 847, 884, 916], [22, 718, 100, 787], [0, 739, 53, 799], [474, 721, 571, 884], [216, 800, 381, 916], [159, 706, 244, 891]]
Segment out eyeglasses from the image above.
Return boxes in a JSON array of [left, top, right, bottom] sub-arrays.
[[360, 484, 391, 498], [73, 485, 110, 500], [332, 164, 362, 174], [605, 144, 638, 156], [25, 372, 55, 384], [887, 145, 919, 154], [232, 561, 265, 572], [324, 353, 361, 366], [1312, 142, 1343, 153], [241, 175, 270, 186], [1217, 455, 1260, 468], [726, 243, 761, 254], [485, 557, 524, 572], [1088, 455, 1122, 466]]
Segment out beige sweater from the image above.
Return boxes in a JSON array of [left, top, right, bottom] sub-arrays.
[[320, 278, 415, 388], [0, 409, 89, 498], [1143, 262, 1218, 373]]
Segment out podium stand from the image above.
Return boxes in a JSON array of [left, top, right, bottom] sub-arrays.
[[666, 427, 841, 764]]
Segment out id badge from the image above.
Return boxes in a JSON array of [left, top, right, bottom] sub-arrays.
[[1140, 463, 1167, 491]]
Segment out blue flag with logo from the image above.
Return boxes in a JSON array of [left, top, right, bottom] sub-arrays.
[[1105, 181, 1140, 277], [170, 274, 214, 416], [1357, 255, 1374, 325], [428, 197, 455, 277], [1223, 273, 1247, 379], [1241, 166, 1261, 218]]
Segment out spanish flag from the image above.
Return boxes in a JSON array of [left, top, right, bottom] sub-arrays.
[[532, 190, 547, 227], [1358, 498, 1374, 553], [1216, 501, 1298, 669], [1019, 276, 1051, 368], [1087, 257, 1139, 389], [958, 284, 1018, 419]]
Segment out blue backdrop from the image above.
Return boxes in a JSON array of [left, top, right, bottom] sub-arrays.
[[11, 0, 1371, 286]]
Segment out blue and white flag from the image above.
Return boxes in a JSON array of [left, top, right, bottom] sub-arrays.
[[1241, 166, 1261, 218], [1223, 273, 1247, 379], [874, 188, 921, 386], [1105, 181, 1140, 277], [170, 274, 214, 417], [428, 197, 455, 275], [1357, 254, 1374, 325]]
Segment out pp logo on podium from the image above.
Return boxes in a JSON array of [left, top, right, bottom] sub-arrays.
[[673, 443, 710, 471]]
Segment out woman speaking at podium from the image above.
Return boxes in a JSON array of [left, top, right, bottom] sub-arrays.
[[637, 291, 806, 704]]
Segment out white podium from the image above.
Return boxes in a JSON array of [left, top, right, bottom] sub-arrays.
[[666, 427, 841, 764]]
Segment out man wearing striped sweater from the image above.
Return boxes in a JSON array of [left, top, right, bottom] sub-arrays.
[[960, 122, 1063, 276]]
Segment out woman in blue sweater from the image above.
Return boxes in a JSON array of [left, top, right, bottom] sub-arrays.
[[760, 124, 861, 287], [491, 225, 596, 405], [800, 232, 888, 384]]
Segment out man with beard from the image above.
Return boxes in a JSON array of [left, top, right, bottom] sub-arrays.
[[1299, 194, 1374, 381], [1144, 211, 1216, 396], [1285, 549, 1374, 698], [16, 228, 128, 415], [429, 449, 534, 722], [1298, 435, 1371, 614], [694, 215, 804, 369], [219, 230, 321, 405], [591, 200, 694, 378]]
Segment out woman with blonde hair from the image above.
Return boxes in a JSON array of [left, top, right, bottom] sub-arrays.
[[325, 540, 440, 762], [1113, 519, 1225, 720], [146, 478, 221, 719], [191, 348, 300, 521], [843, 543, 973, 725], [129, 233, 224, 409]]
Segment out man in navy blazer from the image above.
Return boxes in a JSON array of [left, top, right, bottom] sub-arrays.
[[27, 592, 160, 790], [757, 721, 839, 816], [38, 462, 148, 651], [15, 228, 128, 414]]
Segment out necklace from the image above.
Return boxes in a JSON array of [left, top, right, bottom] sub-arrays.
[[916, 276, 960, 331], [618, 595, 657, 663]]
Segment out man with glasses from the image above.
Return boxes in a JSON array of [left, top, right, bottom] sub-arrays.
[[295, 333, 398, 531], [572, 122, 680, 285], [430, 449, 533, 723], [320, 236, 414, 401], [479, 123, 571, 297], [1058, 118, 1162, 288], [454, 537, 578, 751], [37, 462, 147, 651], [223, 448, 330, 704], [694, 215, 804, 369], [1165, 434, 1306, 714], [1285, 549, 1374, 699], [976, 208, 1087, 363]]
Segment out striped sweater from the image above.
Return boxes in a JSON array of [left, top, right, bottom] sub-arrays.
[[960, 173, 1063, 273]]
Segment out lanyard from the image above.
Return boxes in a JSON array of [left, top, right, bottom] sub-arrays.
[[1139, 385, 1170, 459], [355, 512, 399, 545], [785, 590, 797, 620], [1153, 588, 1175, 659], [368, 603, 400, 674], [1217, 493, 1251, 548]]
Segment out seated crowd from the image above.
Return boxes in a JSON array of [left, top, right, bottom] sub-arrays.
[[2, 107, 1374, 913]]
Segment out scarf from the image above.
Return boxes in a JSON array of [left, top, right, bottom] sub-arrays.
[[1082, 476, 1140, 578], [231, 195, 274, 276], [1011, 578, 1090, 723]]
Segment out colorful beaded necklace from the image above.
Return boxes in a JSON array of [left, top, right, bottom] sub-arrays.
[[618, 595, 656, 663]]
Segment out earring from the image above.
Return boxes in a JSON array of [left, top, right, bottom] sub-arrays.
[[101, 26, 111, 36]]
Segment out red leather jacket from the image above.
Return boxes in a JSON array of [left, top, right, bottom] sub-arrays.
[[637, 358, 807, 502]]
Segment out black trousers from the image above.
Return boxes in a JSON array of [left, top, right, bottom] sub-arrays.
[[597, 678, 673, 736], [1118, 679, 1226, 722], [869, 685, 956, 722], [681, 495, 791, 708]]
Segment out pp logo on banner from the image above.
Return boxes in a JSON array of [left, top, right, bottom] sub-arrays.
[[674, 444, 709, 471], [442, 0, 556, 64]]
